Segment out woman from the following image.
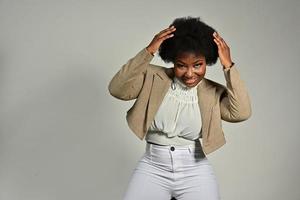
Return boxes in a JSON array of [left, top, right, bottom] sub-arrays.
[[108, 16, 251, 200]]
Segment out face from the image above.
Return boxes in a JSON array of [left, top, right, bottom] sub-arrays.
[[173, 52, 206, 88]]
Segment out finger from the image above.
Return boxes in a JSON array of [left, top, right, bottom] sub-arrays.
[[158, 28, 176, 39], [160, 33, 174, 41], [156, 34, 174, 44], [218, 38, 229, 49], [219, 40, 226, 49], [214, 39, 227, 53], [159, 26, 176, 34], [222, 39, 229, 48], [214, 32, 223, 40], [213, 35, 226, 49], [162, 26, 176, 34], [213, 32, 222, 42], [214, 32, 229, 48], [213, 38, 221, 48], [213, 32, 225, 43], [156, 30, 174, 39], [213, 38, 225, 50]]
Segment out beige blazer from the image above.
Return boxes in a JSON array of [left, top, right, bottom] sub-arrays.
[[108, 47, 252, 155]]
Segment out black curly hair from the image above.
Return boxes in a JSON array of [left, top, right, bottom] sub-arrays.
[[158, 16, 219, 66]]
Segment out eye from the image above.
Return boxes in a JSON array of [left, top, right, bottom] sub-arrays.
[[194, 63, 203, 68], [176, 64, 185, 68]]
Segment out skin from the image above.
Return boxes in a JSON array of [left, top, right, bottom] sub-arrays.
[[146, 25, 233, 88], [173, 52, 206, 87]]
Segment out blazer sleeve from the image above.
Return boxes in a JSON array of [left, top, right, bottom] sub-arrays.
[[108, 47, 154, 100], [219, 64, 252, 122]]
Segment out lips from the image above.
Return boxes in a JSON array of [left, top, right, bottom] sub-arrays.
[[184, 78, 197, 84]]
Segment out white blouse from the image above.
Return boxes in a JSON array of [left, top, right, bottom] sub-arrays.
[[145, 76, 202, 145]]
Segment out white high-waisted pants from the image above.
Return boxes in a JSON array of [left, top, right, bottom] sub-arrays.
[[122, 141, 221, 200]]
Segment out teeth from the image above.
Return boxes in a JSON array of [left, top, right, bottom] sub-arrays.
[[186, 79, 195, 83]]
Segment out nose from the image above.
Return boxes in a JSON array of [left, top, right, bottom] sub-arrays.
[[185, 67, 193, 77]]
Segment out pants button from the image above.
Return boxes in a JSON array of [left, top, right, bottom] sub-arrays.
[[170, 146, 175, 151]]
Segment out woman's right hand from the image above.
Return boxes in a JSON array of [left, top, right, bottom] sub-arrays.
[[146, 26, 176, 55]]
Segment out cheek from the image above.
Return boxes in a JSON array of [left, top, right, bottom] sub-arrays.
[[174, 68, 184, 77], [195, 67, 206, 76]]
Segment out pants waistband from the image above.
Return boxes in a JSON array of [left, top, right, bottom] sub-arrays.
[[146, 141, 206, 157], [146, 140, 202, 149]]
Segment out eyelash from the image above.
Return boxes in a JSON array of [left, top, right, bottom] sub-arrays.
[[177, 63, 202, 68]]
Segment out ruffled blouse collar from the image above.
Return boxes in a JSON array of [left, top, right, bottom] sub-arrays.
[[173, 76, 202, 90]]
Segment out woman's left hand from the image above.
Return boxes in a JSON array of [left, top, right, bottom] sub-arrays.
[[213, 32, 233, 69]]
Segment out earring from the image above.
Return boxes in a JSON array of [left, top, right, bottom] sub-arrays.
[[171, 79, 176, 90]]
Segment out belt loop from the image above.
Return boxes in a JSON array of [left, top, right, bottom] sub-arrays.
[[146, 142, 153, 161], [149, 143, 153, 155], [146, 142, 151, 155], [145, 143, 148, 154], [188, 146, 192, 153]]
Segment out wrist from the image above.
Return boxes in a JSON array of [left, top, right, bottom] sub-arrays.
[[146, 46, 155, 56], [223, 62, 235, 69]]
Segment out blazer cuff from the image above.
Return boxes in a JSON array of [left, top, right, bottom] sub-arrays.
[[223, 64, 241, 88], [223, 67, 231, 72], [139, 47, 155, 62]]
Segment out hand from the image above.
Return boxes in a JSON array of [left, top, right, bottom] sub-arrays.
[[146, 26, 176, 55], [213, 32, 233, 69]]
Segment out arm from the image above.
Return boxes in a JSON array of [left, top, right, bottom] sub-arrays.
[[219, 64, 252, 122], [212, 31, 251, 122], [108, 26, 176, 101], [108, 47, 154, 100]]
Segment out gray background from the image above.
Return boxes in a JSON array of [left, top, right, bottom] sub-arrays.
[[1, 0, 299, 199]]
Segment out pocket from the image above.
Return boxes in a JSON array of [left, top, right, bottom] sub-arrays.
[[134, 153, 152, 172], [141, 152, 152, 163]]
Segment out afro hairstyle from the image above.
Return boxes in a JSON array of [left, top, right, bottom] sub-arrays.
[[158, 16, 219, 66]]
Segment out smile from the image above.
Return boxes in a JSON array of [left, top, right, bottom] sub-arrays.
[[184, 78, 197, 84]]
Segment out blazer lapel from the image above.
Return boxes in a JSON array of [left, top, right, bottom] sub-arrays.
[[197, 79, 216, 139], [145, 70, 171, 132]]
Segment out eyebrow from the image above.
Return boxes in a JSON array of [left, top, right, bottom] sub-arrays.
[[176, 59, 205, 64]]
